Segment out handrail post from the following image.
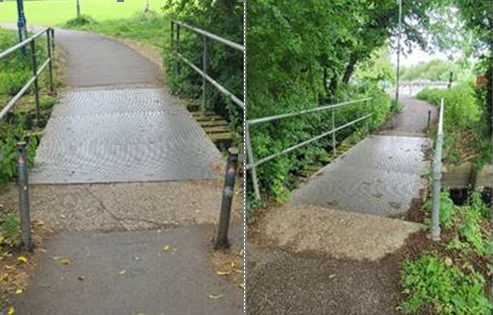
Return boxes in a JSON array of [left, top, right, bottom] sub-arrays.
[[430, 98, 444, 241], [170, 21, 174, 51], [202, 36, 208, 114], [332, 108, 336, 157], [176, 23, 181, 76], [365, 99, 370, 135], [29, 39, 41, 126], [246, 125, 261, 200], [46, 29, 55, 94]]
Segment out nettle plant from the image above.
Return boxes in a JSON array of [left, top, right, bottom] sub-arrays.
[[0, 125, 37, 185]]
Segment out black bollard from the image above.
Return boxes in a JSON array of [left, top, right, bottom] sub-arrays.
[[214, 148, 239, 250]]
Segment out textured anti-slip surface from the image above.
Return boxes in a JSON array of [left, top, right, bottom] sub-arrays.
[[31, 87, 222, 184], [291, 135, 430, 217]]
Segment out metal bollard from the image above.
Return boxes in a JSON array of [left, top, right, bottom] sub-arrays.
[[17, 142, 33, 250], [427, 110, 431, 134], [214, 148, 239, 250]]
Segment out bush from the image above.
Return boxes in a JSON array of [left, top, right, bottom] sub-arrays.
[[424, 189, 455, 229], [65, 15, 97, 28], [401, 255, 490, 315]]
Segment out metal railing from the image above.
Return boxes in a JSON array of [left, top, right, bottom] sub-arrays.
[[170, 20, 244, 112], [430, 98, 445, 241], [246, 98, 373, 200], [0, 27, 55, 124]]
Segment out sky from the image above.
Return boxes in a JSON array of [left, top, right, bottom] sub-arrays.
[[390, 47, 449, 67]]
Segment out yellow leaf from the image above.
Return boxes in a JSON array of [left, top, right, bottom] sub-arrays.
[[15, 288, 23, 295], [118, 269, 127, 275], [17, 256, 28, 264], [208, 294, 223, 300], [238, 283, 244, 290], [60, 258, 71, 266], [216, 270, 230, 276], [8, 305, 14, 315], [162, 244, 174, 252]]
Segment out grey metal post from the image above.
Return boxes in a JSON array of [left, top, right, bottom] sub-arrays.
[[46, 30, 55, 94], [246, 125, 261, 200], [30, 39, 41, 126], [393, 0, 403, 128], [431, 99, 444, 241], [17, 142, 33, 251], [427, 110, 431, 134], [170, 21, 174, 51], [215, 148, 239, 250], [76, 0, 81, 18], [365, 99, 370, 135], [202, 36, 208, 114], [332, 108, 336, 157], [176, 24, 181, 76]]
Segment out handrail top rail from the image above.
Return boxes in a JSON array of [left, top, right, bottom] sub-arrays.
[[248, 97, 372, 126], [0, 27, 52, 61], [172, 20, 244, 52]]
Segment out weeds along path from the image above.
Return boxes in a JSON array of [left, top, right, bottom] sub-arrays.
[[2, 26, 242, 314]]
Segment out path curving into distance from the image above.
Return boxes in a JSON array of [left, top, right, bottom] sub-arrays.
[[30, 29, 222, 184]]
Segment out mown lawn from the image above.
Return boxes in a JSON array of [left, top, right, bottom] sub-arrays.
[[0, 0, 166, 26]]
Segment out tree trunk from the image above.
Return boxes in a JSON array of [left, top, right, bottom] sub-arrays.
[[342, 53, 359, 84]]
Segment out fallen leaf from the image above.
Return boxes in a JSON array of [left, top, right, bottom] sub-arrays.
[[329, 274, 336, 279], [162, 244, 172, 252], [60, 258, 71, 266], [77, 276, 85, 281], [8, 305, 14, 315], [444, 257, 453, 266], [209, 294, 223, 299], [17, 256, 28, 264], [15, 288, 23, 295], [216, 270, 230, 276], [118, 269, 127, 275]]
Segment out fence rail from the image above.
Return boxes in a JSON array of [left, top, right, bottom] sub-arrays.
[[0, 27, 55, 124], [170, 20, 244, 112], [246, 98, 373, 200]]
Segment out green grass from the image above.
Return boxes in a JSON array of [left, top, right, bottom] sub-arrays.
[[65, 12, 168, 49], [0, 0, 167, 26]]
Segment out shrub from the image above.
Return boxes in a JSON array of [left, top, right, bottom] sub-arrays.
[[401, 255, 490, 315], [424, 189, 455, 229]]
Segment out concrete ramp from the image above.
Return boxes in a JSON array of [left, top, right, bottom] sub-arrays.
[[256, 203, 425, 261]]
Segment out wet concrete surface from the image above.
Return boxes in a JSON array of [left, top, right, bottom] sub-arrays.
[[31, 87, 221, 184], [379, 95, 437, 137], [13, 227, 242, 315], [54, 29, 162, 87], [292, 135, 430, 216]]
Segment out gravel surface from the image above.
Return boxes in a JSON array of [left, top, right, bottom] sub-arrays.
[[255, 203, 424, 261], [1, 180, 243, 231], [247, 244, 404, 315]]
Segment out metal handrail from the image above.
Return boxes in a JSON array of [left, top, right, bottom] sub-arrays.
[[172, 20, 244, 52], [430, 98, 445, 241], [0, 27, 49, 60], [0, 28, 55, 123], [246, 98, 373, 200], [171, 20, 244, 112]]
